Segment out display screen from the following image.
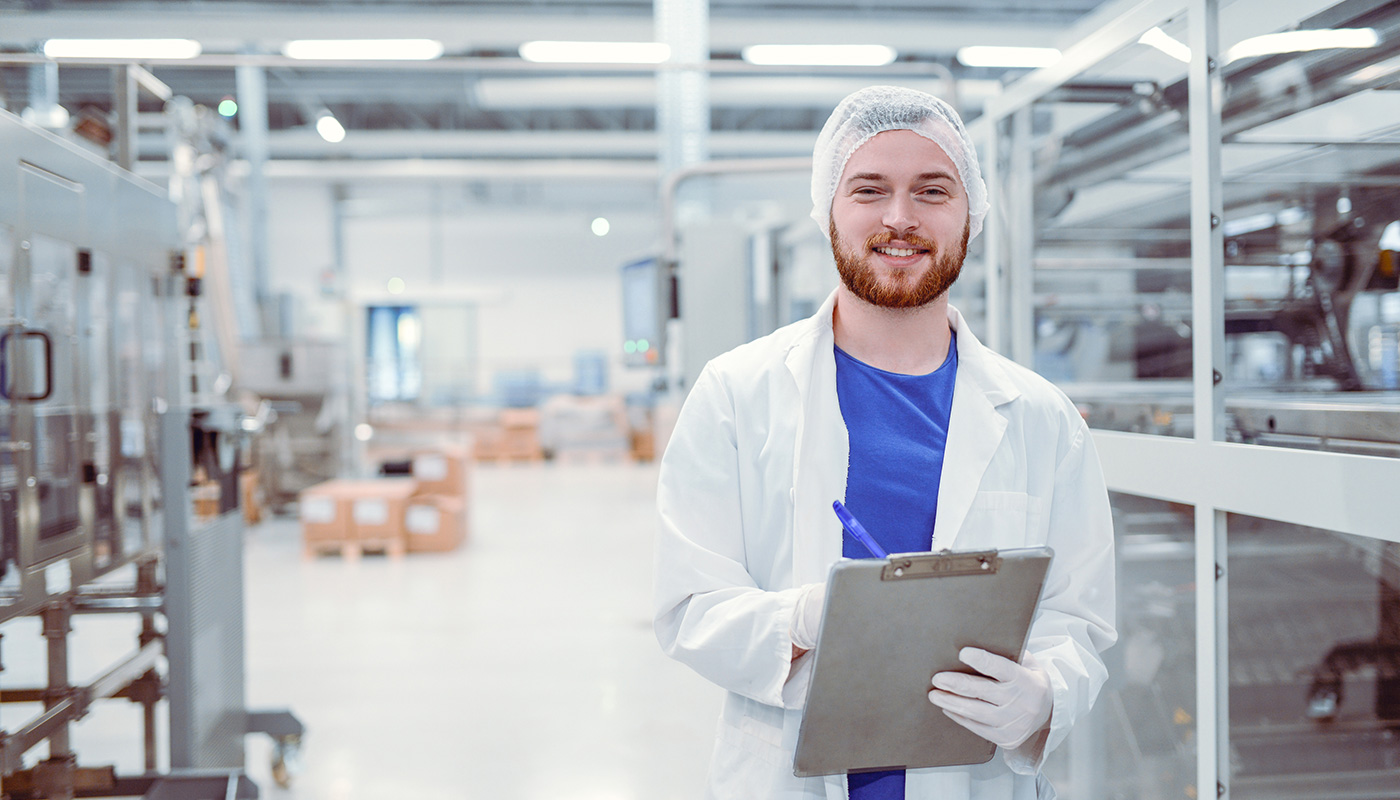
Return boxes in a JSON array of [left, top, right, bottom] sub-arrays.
[[621, 257, 664, 367]]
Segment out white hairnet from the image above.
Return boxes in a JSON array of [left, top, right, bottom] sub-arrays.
[[810, 85, 989, 242]]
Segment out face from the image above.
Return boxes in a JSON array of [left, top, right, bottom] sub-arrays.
[[829, 129, 971, 309]]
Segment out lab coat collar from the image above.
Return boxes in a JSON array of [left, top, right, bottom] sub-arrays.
[[784, 290, 846, 587], [783, 292, 1025, 576], [782, 291, 1026, 581]]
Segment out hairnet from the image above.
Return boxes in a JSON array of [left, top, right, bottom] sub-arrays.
[[810, 85, 988, 242]]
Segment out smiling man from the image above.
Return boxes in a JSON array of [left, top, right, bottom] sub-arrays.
[[654, 86, 1117, 800]]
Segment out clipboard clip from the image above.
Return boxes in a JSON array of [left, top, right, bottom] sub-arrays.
[[881, 550, 1002, 581]]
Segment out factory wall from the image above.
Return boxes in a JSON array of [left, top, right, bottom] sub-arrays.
[[263, 180, 658, 399]]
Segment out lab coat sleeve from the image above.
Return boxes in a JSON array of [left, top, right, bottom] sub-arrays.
[[653, 364, 804, 709], [1006, 421, 1118, 774]]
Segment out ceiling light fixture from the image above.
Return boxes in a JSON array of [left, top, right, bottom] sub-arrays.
[[519, 41, 671, 64], [42, 39, 202, 60], [1138, 27, 1192, 63], [1225, 28, 1378, 63], [283, 39, 445, 61], [741, 44, 897, 67], [956, 46, 1061, 69], [315, 111, 346, 144]]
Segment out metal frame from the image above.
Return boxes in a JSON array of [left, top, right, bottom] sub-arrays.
[[975, 0, 1400, 797]]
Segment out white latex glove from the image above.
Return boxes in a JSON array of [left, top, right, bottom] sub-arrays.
[[790, 582, 826, 651], [927, 647, 1052, 750]]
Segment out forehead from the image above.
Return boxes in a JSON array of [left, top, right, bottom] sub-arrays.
[[840, 129, 961, 185]]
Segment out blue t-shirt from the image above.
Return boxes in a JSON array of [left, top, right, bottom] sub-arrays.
[[835, 335, 958, 799]]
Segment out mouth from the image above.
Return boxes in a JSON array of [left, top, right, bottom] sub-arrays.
[[872, 246, 927, 258]]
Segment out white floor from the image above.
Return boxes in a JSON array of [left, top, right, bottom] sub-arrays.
[[6, 461, 724, 800]]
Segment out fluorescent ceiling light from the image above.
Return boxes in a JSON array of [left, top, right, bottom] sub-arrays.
[[43, 39, 202, 59], [741, 44, 896, 67], [283, 39, 444, 60], [1138, 27, 1192, 63], [1226, 28, 1378, 63], [315, 112, 346, 144], [1222, 211, 1279, 237], [956, 46, 1060, 69], [519, 41, 670, 64]]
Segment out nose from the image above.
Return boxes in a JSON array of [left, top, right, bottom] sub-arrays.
[[881, 193, 918, 234]]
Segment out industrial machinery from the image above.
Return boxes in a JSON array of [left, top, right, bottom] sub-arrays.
[[970, 0, 1400, 796], [0, 91, 298, 798]]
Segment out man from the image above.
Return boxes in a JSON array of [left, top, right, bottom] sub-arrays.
[[654, 85, 1117, 800]]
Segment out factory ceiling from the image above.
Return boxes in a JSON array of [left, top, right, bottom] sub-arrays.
[[0, 0, 1118, 167]]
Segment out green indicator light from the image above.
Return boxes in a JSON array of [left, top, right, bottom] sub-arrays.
[[217, 98, 238, 117], [623, 341, 637, 354], [638, 339, 649, 352]]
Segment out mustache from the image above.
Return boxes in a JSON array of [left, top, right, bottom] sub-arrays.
[[864, 231, 938, 251]]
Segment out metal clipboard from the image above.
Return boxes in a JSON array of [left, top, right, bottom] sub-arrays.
[[793, 546, 1053, 777]]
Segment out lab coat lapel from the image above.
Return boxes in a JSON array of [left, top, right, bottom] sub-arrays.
[[786, 291, 847, 587], [931, 307, 1018, 551]]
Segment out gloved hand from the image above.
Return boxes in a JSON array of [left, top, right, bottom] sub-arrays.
[[927, 647, 1052, 750], [790, 582, 826, 651]]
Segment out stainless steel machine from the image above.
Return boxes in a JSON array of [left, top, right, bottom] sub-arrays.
[[0, 99, 299, 800]]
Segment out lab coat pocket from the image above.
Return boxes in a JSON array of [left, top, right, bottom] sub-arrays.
[[714, 719, 785, 768], [955, 491, 1039, 550]]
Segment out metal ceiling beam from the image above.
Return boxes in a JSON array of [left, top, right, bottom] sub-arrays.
[[133, 128, 817, 159], [0, 9, 1072, 52]]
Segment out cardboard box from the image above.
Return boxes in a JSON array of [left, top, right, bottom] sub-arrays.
[[341, 478, 417, 548], [241, 470, 263, 525], [192, 482, 221, 520], [404, 494, 467, 553], [411, 445, 470, 497], [301, 478, 416, 557], [497, 408, 544, 461], [299, 481, 350, 546]]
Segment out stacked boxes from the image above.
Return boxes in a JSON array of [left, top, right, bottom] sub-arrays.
[[299, 478, 416, 559], [404, 494, 466, 553], [299, 481, 350, 555], [407, 445, 470, 553], [496, 409, 544, 462], [299, 445, 471, 557]]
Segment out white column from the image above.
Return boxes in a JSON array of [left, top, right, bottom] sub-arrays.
[[1188, 0, 1228, 798], [655, 0, 709, 178]]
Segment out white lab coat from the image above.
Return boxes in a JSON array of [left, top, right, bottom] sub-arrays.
[[654, 290, 1117, 800]]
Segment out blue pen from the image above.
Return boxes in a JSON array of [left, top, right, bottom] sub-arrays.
[[832, 500, 888, 558]]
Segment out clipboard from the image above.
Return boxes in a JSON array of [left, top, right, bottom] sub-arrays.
[[793, 546, 1053, 777]]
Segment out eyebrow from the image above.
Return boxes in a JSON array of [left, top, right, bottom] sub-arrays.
[[844, 170, 958, 185]]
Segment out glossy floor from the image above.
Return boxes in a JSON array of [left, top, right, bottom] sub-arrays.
[[6, 461, 723, 800]]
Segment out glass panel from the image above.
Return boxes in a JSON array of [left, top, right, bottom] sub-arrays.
[[995, 11, 1196, 438], [1042, 491, 1198, 798], [1227, 513, 1400, 796], [28, 235, 82, 554], [0, 225, 14, 588], [1218, 1, 1400, 457]]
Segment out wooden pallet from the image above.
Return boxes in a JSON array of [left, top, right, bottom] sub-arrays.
[[303, 537, 405, 560], [552, 448, 629, 465]]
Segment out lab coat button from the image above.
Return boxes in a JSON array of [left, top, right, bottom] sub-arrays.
[[789, 488, 796, 503]]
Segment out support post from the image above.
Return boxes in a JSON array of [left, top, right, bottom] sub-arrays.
[[234, 62, 270, 313], [1008, 106, 1036, 367], [112, 66, 137, 171], [38, 602, 76, 800], [1188, 1, 1228, 798]]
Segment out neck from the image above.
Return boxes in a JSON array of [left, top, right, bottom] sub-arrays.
[[832, 286, 953, 375]]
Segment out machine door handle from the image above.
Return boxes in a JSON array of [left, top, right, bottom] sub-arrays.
[[0, 329, 54, 402]]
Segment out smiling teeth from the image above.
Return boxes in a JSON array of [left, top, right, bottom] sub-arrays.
[[876, 247, 919, 257]]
